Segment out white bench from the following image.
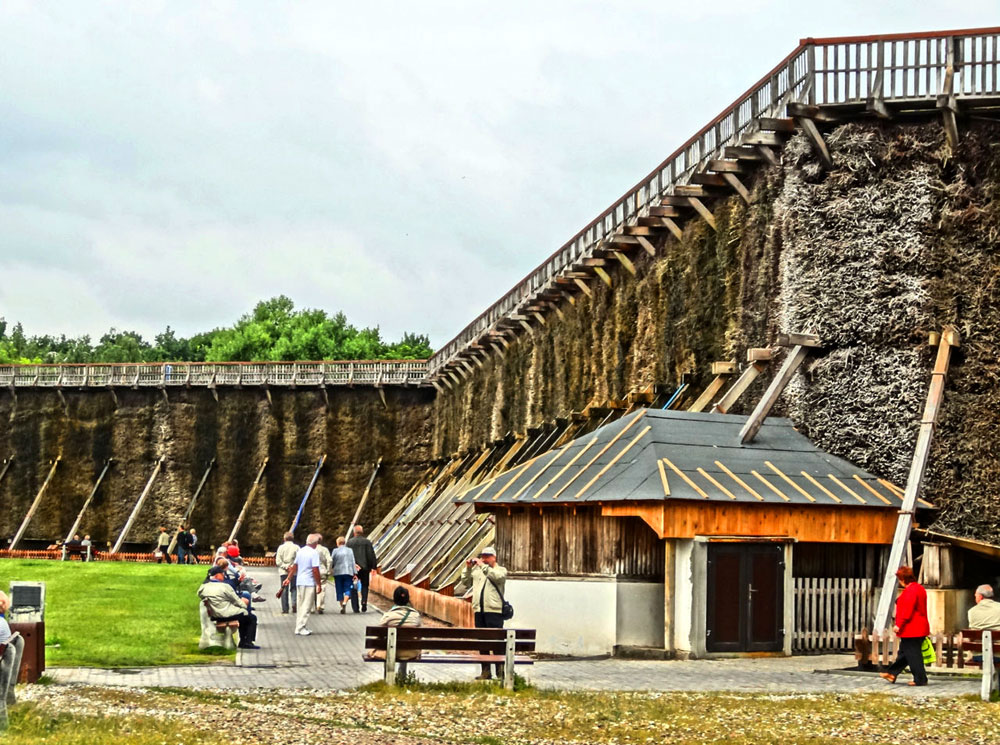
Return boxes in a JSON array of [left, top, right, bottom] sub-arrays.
[[198, 602, 238, 650]]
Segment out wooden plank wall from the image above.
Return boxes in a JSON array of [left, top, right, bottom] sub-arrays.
[[494, 507, 664, 579], [793, 542, 889, 579], [793, 577, 874, 652]]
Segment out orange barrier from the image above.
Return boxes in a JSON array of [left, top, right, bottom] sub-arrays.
[[370, 572, 472, 627]]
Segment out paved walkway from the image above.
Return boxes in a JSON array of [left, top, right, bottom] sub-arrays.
[[48, 571, 980, 697]]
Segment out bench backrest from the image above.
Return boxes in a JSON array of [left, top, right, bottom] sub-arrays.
[[0, 632, 21, 666], [365, 626, 536, 654], [957, 628, 1000, 668]]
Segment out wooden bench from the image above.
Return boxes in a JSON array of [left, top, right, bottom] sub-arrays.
[[61, 545, 90, 561], [198, 601, 239, 650], [363, 626, 535, 690]]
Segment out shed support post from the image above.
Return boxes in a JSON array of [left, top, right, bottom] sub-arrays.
[[873, 327, 959, 632]]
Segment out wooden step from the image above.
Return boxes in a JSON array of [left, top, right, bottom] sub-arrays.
[[741, 131, 784, 147], [674, 184, 710, 197], [757, 117, 796, 132], [707, 159, 744, 173], [622, 225, 658, 236], [690, 172, 728, 187], [660, 195, 695, 207], [648, 205, 685, 217], [637, 216, 674, 227], [723, 146, 764, 161]]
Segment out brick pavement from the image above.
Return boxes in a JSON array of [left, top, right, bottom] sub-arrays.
[[46, 570, 980, 697]]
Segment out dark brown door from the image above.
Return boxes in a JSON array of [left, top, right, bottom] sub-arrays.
[[707, 543, 784, 653]]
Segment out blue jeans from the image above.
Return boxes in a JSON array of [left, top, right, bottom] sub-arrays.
[[334, 574, 353, 603]]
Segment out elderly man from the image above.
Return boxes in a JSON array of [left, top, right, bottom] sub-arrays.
[[284, 533, 323, 636], [969, 584, 1000, 629], [198, 565, 260, 650], [462, 546, 508, 680], [275, 532, 299, 615], [315, 539, 333, 614], [347, 525, 378, 613]]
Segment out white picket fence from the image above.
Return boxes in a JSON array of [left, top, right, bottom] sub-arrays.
[[793, 577, 874, 651]]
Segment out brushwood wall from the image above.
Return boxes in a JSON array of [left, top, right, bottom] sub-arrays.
[[432, 119, 1000, 545], [0, 387, 434, 551]]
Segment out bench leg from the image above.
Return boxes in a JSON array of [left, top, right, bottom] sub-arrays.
[[384, 627, 397, 686], [503, 630, 515, 691]]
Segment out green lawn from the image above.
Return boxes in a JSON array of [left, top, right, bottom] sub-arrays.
[[1, 559, 231, 667]]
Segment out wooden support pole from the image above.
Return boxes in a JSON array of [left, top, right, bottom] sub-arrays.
[[346, 457, 383, 541], [722, 172, 751, 204], [794, 116, 834, 168], [613, 251, 637, 275], [228, 458, 269, 543], [873, 327, 959, 632], [290, 454, 327, 535], [164, 458, 215, 554], [64, 459, 113, 545], [738, 343, 813, 443], [0, 457, 12, 489], [111, 456, 165, 554], [712, 363, 765, 414], [687, 198, 716, 231], [687, 374, 729, 413], [938, 37, 960, 148], [574, 278, 593, 297], [593, 267, 612, 287], [636, 236, 656, 257], [9, 458, 61, 550]]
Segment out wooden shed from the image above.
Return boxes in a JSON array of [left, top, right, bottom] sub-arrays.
[[459, 408, 917, 657]]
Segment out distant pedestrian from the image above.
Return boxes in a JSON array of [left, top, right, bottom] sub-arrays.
[[275, 532, 300, 615], [462, 547, 508, 681], [174, 524, 188, 564], [331, 537, 357, 614], [880, 566, 929, 686], [284, 533, 323, 635], [316, 540, 333, 614], [187, 528, 199, 563], [347, 524, 378, 613], [155, 526, 172, 564]]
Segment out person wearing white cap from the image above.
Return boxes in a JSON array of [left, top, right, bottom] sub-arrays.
[[462, 546, 508, 680]]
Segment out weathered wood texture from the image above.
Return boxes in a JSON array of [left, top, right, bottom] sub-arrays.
[[794, 577, 874, 652], [494, 507, 665, 579], [601, 502, 896, 543]]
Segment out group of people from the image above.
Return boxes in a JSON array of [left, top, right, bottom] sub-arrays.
[[275, 526, 378, 636], [155, 525, 199, 564]]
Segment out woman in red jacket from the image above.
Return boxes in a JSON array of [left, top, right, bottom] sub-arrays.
[[880, 566, 930, 686]]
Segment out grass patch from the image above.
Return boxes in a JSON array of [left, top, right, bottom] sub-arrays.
[[5, 703, 227, 745], [1, 559, 229, 667]]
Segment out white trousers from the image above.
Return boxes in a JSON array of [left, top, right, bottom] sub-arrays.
[[295, 585, 317, 633]]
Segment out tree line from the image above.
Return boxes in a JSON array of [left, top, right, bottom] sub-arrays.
[[0, 296, 432, 364]]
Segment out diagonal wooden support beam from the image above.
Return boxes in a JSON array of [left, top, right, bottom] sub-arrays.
[[613, 251, 637, 275], [873, 326, 960, 632], [112, 456, 165, 554], [712, 362, 765, 414], [228, 458, 269, 543], [937, 38, 960, 148], [738, 340, 817, 443], [687, 198, 716, 231], [291, 454, 327, 535], [687, 374, 730, 413], [10, 458, 61, 551], [574, 278, 594, 297], [722, 172, 751, 204], [593, 266, 612, 287], [65, 459, 113, 545], [794, 116, 834, 169], [636, 236, 656, 257]]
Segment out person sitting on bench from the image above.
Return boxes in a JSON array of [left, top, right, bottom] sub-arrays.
[[198, 565, 260, 650], [366, 586, 422, 662], [0, 592, 10, 646], [969, 584, 1000, 630]]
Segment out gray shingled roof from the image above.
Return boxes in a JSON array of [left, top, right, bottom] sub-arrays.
[[457, 408, 924, 509]]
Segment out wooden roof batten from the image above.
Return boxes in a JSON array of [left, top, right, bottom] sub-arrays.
[[426, 27, 1000, 385]]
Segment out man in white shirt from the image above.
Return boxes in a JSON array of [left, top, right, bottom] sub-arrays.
[[284, 533, 323, 635]]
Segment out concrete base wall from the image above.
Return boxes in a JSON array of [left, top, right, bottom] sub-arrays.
[[616, 580, 665, 649]]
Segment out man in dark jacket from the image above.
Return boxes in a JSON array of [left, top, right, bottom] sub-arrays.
[[347, 525, 377, 613]]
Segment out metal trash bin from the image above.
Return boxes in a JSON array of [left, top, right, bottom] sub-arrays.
[[8, 582, 45, 684]]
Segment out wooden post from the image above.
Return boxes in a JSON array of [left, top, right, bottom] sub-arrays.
[[290, 454, 326, 534], [712, 363, 766, 414], [873, 327, 959, 632], [64, 459, 113, 544], [504, 629, 516, 690], [111, 456, 165, 554], [0, 457, 13, 489], [168, 458, 215, 554], [982, 630, 995, 702], [228, 458, 269, 543], [384, 626, 398, 685], [345, 457, 383, 542], [738, 345, 811, 443], [9, 458, 61, 550], [938, 37, 960, 148], [688, 374, 730, 413]]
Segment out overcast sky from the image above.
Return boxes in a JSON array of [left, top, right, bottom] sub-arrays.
[[0, 2, 994, 347]]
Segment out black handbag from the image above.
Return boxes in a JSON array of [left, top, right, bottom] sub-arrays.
[[487, 575, 514, 621]]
